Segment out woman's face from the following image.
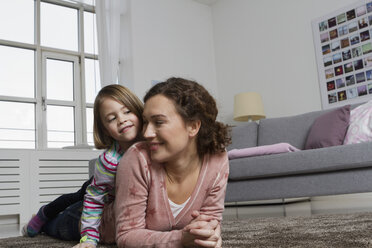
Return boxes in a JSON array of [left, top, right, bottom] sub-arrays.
[[142, 94, 195, 164]]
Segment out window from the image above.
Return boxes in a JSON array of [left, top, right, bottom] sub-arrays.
[[0, 102, 35, 148], [0, 0, 100, 149], [0, 46, 34, 98], [41, 2, 78, 51], [0, 0, 34, 44]]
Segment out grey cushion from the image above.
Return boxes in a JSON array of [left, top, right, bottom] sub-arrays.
[[257, 103, 363, 150], [229, 142, 372, 181], [227, 122, 258, 151], [258, 109, 333, 149]]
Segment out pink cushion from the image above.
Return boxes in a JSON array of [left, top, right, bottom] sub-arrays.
[[343, 101, 372, 144], [228, 143, 300, 160], [304, 105, 350, 149]]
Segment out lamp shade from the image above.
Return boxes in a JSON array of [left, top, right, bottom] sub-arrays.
[[233, 92, 265, 121]]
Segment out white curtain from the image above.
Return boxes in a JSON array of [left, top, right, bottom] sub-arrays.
[[95, 0, 127, 87], [67, 0, 130, 88]]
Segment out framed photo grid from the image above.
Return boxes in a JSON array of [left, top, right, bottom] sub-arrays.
[[312, 0, 372, 109]]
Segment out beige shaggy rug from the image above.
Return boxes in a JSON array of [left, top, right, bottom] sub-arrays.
[[1, 212, 372, 247]]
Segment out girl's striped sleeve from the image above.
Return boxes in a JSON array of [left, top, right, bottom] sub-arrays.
[[80, 144, 121, 245]]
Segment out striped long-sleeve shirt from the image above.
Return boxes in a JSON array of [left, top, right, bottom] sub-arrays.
[[80, 141, 124, 245]]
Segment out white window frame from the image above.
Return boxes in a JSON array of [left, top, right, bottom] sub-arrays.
[[41, 52, 84, 148], [0, 0, 98, 149]]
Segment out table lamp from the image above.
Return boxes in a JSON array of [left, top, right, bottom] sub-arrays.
[[233, 92, 266, 121]]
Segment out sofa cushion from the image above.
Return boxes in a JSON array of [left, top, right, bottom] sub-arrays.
[[258, 110, 328, 149], [228, 142, 372, 181], [344, 100, 372, 144], [257, 104, 362, 150], [227, 122, 258, 151], [304, 105, 350, 149]]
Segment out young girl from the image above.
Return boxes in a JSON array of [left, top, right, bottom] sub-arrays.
[[22, 84, 143, 248]]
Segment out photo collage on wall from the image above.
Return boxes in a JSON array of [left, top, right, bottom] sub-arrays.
[[313, 1, 372, 109]]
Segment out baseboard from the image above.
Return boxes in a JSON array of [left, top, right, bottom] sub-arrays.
[[225, 197, 310, 207], [223, 192, 372, 219]]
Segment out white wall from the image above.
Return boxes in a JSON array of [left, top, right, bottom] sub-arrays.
[[212, 0, 358, 123], [122, 0, 362, 123], [127, 0, 218, 101]]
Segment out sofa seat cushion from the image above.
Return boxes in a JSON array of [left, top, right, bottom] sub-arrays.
[[228, 142, 372, 181]]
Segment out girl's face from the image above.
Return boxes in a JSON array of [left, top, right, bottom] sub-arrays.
[[142, 94, 197, 164], [100, 97, 141, 150]]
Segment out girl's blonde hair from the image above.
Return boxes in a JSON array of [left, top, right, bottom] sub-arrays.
[[93, 84, 144, 149]]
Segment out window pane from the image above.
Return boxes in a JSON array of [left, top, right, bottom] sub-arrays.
[[0, 46, 34, 98], [47, 59, 74, 101], [47, 105, 74, 148], [85, 58, 101, 103], [86, 107, 94, 146], [0, 0, 34, 44], [41, 3, 78, 51], [84, 12, 98, 55], [0, 101, 35, 149]]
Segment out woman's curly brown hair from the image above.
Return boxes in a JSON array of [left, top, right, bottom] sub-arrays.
[[144, 77, 231, 158]]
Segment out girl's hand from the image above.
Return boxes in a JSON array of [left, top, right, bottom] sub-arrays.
[[71, 243, 96, 248], [182, 211, 222, 248]]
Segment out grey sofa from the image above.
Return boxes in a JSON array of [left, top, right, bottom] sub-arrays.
[[225, 104, 372, 203]]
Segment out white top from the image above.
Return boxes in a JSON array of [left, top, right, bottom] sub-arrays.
[[168, 197, 190, 218]]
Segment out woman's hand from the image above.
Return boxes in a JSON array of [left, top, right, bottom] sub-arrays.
[[71, 243, 96, 248], [181, 211, 222, 248], [192, 223, 222, 248]]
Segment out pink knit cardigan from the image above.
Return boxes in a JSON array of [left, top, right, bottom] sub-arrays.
[[99, 142, 229, 248]]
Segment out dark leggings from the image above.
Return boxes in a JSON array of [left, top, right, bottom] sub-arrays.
[[43, 177, 93, 219], [41, 176, 93, 240], [42, 200, 83, 240]]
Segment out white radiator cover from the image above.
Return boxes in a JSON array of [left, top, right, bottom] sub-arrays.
[[0, 149, 101, 225]]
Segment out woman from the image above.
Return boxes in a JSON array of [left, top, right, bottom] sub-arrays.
[[107, 77, 231, 247]]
